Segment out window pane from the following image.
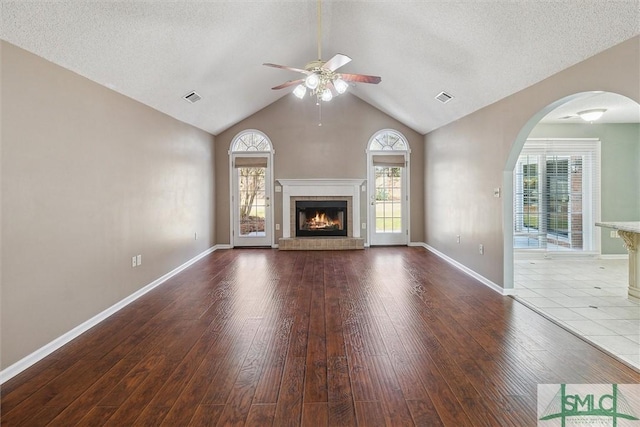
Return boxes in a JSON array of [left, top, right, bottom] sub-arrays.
[[375, 166, 402, 233], [238, 167, 266, 236]]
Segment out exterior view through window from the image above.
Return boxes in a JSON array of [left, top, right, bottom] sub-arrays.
[[238, 167, 266, 236], [374, 166, 403, 233]]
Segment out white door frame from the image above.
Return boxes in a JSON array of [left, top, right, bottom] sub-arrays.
[[228, 130, 275, 248], [366, 130, 411, 246]]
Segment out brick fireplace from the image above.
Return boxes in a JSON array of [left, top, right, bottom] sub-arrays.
[[278, 179, 365, 250]]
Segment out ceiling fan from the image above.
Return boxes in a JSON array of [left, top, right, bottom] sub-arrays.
[[263, 0, 381, 102]]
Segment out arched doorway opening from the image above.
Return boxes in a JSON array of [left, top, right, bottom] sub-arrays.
[[504, 91, 640, 369]]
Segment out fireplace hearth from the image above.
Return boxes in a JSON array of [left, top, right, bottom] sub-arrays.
[[296, 200, 347, 237]]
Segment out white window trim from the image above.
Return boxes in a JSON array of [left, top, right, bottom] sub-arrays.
[[514, 137, 601, 253]]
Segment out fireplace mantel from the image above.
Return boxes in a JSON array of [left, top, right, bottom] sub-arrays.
[[278, 179, 365, 239]]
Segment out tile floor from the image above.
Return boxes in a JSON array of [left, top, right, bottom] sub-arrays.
[[513, 255, 640, 370]]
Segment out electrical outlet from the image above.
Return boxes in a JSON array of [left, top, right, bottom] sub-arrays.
[[361, 185, 366, 192], [275, 223, 280, 230], [137, 254, 142, 265], [456, 235, 461, 244], [132, 256, 137, 268], [362, 222, 366, 229], [479, 244, 484, 255]]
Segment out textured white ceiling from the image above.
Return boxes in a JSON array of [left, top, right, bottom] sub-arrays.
[[1, 1, 639, 135]]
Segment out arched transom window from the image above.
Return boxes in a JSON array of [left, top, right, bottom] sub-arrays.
[[369, 130, 407, 151], [232, 131, 272, 152]]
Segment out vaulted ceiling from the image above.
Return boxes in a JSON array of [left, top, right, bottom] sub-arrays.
[[1, 1, 639, 135]]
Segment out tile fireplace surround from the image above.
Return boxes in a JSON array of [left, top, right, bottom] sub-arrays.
[[278, 179, 365, 250]]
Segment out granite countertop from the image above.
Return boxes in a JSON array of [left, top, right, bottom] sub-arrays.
[[596, 221, 640, 234]]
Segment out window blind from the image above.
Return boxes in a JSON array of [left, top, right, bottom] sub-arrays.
[[234, 157, 268, 168], [372, 154, 405, 167]]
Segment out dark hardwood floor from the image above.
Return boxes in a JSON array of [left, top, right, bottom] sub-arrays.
[[2, 247, 639, 426]]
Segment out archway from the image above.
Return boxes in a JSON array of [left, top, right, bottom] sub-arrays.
[[504, 91, 640, 368]]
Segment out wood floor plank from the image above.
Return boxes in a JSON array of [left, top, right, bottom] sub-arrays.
[[301, 402, 329, 427], [304, 260, 328, 403], [47, 357, 140, 426], [187, 404, 224, 426], [2, 247, 639, 426], [200, 318, 262, 405], [1, 357, 69, 414], [327, 356, 357, 426], [215, 314, 276, 426], [354, 401, 386, 427], [103, 356, 175, 426], [76, 406, 118, 426], [367, 355, 415, 427], [245, 403, 276, 426], [272, 356, 305, 427], [406, 399, 445, 427]]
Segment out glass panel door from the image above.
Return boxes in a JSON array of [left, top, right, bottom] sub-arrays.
[[233, 165, 271, 246], [514, 156, 543, 248], [514, 150, 590, 251], [370, 165, 407, 245]]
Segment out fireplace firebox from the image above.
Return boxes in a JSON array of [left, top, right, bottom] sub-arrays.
[[295, 200, 347, 237]]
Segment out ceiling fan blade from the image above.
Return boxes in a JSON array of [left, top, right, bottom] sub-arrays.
[[339, 73, 382, 84], [271, 79, 304, 90], [263, 63, 310, 75], [322, 54, 351, 71]]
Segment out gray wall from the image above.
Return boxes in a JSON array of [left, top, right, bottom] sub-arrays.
[[528, 123, 640, 255], [1, 41, 216, 369], [215, 93, 425, 245], [424, 36, 639, 287]]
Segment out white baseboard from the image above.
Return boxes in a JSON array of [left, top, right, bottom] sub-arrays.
[[415, 242, 514, 296], [0, 245, 224, 385], [598, 254, 628, 260]]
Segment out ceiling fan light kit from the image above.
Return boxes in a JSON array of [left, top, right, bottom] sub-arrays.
[[263, 0, 381, 103], [577, 108, 607, 122]]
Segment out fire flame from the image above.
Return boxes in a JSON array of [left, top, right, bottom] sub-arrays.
[[308, 211, 340, 229]]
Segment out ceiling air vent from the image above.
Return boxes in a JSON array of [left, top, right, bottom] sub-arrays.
[[435, 91, 453, 104], [183, 91, 202, 104]]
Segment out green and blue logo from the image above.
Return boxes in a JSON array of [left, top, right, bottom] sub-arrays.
[[538, 384, 640, 426]]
